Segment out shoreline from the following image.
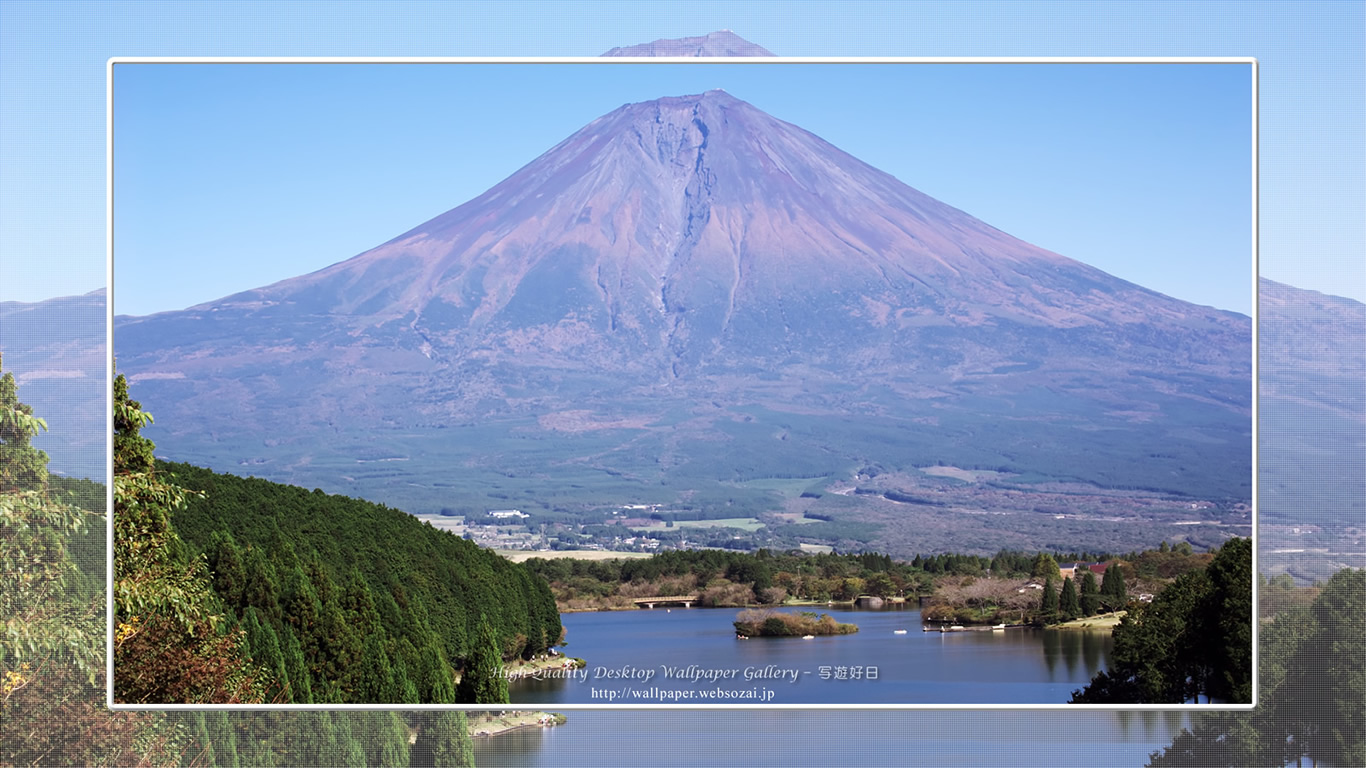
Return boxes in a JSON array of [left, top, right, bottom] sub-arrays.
[[468, 711, 566, 739], [501, 654, 587, 679], [558, 597, 913, 614]]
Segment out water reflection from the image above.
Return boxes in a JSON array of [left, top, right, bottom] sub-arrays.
[[473, 710, 1193, 767], [1040, 628, 1112, 688]]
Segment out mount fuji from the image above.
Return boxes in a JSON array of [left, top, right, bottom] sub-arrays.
[[114, 90, 1251, 542]]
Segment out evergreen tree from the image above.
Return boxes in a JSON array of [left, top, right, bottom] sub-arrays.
[[241, 546, 282, 626], [241, 608, 289, 703], [208, 531, 246, 610], [1144, 567, 1362, 767], [1073, 568, 1213, 703], [1079, 570, 1101, 616], [279, 624, 313, 703], [1196, 537, 1253, 703], [1040, 577, 1059, 622], [1100, 562, 1128, 609], [356, 711, 412, 767], [455, 617, 510, 704], [1059, 576, 1081, 620], [1031, 552, 1061, 581], [418, 642, 457, 704], [411, 711, 475, 767]]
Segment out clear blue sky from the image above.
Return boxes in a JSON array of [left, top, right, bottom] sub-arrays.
[[111, 61, 1252, 316], [2, 1, 1362, 318]]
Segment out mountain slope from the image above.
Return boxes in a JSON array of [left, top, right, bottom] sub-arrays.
[[114, 91, 1251, 539], [0, 289, 105, 479], [1258, 278, 1365, 580]]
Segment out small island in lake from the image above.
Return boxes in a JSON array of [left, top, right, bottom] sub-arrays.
[[734, 608, 859, 638]]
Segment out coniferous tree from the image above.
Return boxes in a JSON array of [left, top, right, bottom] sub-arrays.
[[455, 617, 509, 704], [418, 642, 457, 704], [1059, 576, 1081, 620], [1040, 577, 1059, 623], [279, 624, 313, 704], [412, 711, 475, 767], [208, 531, 246, 610], [1031, 552, 1062, 581], [356, 711, 413, 768], [241, 608, 289, 703], [1080, 570, 1101, 616], [1101, 562, 1128, 609]]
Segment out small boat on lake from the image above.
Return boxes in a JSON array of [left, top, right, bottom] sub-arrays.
[[801, 634, 815, 639], [893, 629, 908, 635]]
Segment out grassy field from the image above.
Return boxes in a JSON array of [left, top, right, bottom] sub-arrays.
[[675, 517, 766, 531], [1050, 611, 1127, 630], [730, 476, 830, 498], [496, 549, 652, 563]]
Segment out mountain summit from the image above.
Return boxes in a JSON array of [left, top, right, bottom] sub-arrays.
[[194, 90, 1245, 376], [602, 30, 775, 57], [116, 91, 1251, 527]]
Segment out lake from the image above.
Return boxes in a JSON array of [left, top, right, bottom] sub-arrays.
[[472, 709, 1194, 767], [509, 605, 1113, 705]]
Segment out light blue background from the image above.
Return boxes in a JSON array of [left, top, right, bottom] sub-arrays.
[[2, 3, 1360, 766]]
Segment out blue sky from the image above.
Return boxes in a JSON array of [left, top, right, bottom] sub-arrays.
[[1, 1, 1362, 318], [111, 61, 1252, 316]]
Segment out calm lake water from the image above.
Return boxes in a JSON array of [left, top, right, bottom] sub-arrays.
[[472, 709, 1193, 768], [509, 605, 1113, 705]]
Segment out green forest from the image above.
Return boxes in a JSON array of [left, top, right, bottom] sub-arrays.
[[107, 370, 559, 705], [157, 460, 561, 705]]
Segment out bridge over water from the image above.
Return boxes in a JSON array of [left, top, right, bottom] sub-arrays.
[[632, 595, 699, 609]]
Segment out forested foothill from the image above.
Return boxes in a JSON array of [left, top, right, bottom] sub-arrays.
[[107, 370, 559, 705], [159, 460, 561, 705]]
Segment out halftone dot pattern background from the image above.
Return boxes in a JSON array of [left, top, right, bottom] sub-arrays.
[[2, 1, 1362, 766]]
